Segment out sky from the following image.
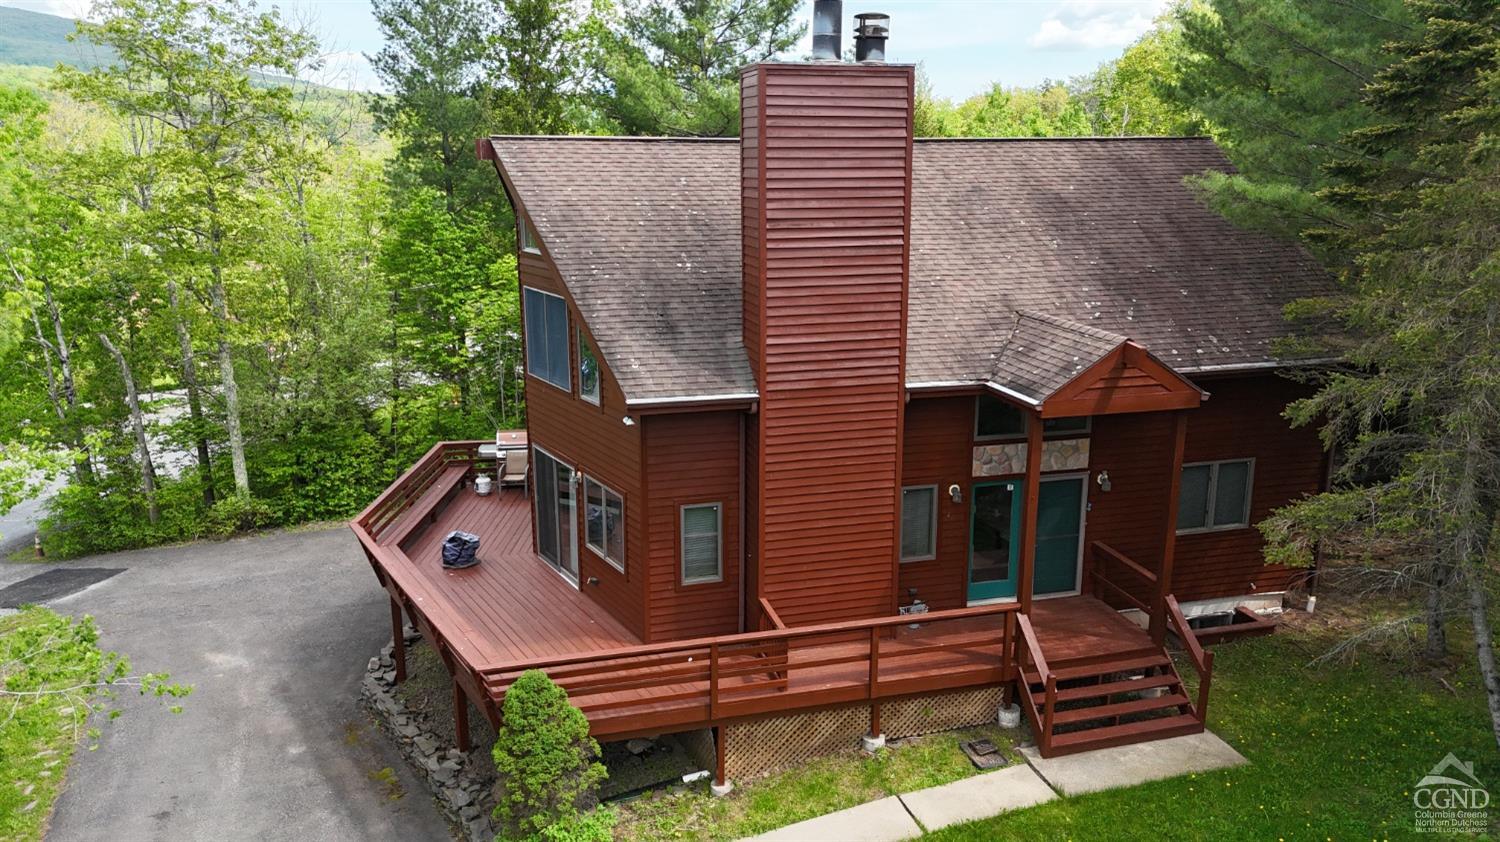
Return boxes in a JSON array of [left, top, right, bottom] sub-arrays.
[[3, 0, 1167, 101]]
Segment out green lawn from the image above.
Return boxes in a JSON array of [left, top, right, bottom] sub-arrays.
[[0, 607, 104, 841], [932, 607, 1498, 840], [614, 724, 1018, 841]]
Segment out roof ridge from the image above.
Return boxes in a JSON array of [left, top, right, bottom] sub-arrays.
[[1015, 309, 1129, 344], [489, 134, 736, 143], [915, 135, 1214, 143]]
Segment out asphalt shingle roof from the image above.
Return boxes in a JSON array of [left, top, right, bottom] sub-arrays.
[[489, 136, 1332, 405]]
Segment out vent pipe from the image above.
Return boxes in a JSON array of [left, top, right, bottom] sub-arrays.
[[811, 0, 842, 61], [854, 12, 889, 63]]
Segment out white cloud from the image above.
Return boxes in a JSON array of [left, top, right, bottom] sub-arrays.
[[1028, 0, 1168, 51], [2, 0, 93, 18]]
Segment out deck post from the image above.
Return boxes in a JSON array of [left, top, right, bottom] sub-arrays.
[[453, 680, 471, 753], [1018, 415, 1044, 614], [390, 596, 407, 684], [1153, 411, 1189, 646], [711, 725, 733, 796]]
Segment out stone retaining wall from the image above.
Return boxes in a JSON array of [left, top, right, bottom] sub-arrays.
[[360, 628, 497, 842]]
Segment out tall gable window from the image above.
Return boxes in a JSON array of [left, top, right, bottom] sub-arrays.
[[523, 287, 570, 391], [519, 215, 540, 254], [681, 503, 723, 584], [1178, 459, 1253, 533], [579, 329, 600, 405]]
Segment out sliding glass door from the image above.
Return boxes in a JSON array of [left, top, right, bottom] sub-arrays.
[[532, 446, 578, 583]]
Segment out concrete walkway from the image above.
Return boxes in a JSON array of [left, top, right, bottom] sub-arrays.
[[743, 730, 1245, 840]]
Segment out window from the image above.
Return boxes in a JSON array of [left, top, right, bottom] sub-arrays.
[[975, 394, 1026, 440], [584, 477, 624, 572], [900, 486, 937, 561], [519, 215, 540, 253], [680, 503, 723, 584], [1177, 459, 1254, 533], [523, 287, 569, 390], [578, 329, 600, 405]]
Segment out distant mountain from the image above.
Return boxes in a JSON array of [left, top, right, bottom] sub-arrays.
[[0, 6, 112, 70]]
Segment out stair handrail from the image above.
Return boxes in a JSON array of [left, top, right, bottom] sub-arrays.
[[1015, 612, 1057, 753], [1165, 594, 1214, 723], [1089, 541, 1157, 615]]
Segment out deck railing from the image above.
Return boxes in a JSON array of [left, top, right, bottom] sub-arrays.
[[1088, 541, 1156, 615], [356, 440, 495, 544], [478, 602, 1018, 737]]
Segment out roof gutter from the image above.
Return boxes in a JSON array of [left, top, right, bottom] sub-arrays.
[[905, 379, 1042, 408]]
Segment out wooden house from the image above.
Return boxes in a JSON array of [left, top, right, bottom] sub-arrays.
[[353, 3, 1331, 787]]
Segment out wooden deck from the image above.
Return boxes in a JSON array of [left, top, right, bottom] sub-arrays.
[[401, 485, 640, 663], [353, 442, 1211, 755]]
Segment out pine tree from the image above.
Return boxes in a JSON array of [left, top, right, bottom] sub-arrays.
[[1261, 0, 1500, 750], [594, 0, 803, 136]]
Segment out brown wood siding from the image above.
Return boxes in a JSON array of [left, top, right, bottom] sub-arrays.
[[898, 396, 972, 610], [744, 63, 915, 627], [643, 411, 743, 641], [1172, 374, 1323, 601], [518, 244, 647, 639], [1085, 374, 1324, 604]]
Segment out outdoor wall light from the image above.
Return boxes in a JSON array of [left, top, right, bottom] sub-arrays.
[[948, 484, 962, 504], [1096, 470, 1112, 492]]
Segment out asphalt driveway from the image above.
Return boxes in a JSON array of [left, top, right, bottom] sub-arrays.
[[3, 526, 449, 841]]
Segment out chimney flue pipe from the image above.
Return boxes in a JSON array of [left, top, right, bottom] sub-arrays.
[[812, 0, 842, 61], [854, 12, 889, 63]]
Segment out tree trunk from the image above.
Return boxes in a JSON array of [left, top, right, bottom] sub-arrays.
[[209, 274, 249, 496], [1425, 565, 1449, 661], [42, 281, 94, 485], [99, 332, 159, 525], [1465, 567, 1500, 752], [167, 281, 215, 507]]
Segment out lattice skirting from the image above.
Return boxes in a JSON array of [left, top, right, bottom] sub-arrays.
[[883, 686, 1003, 740], [677, 728, 717, 775], [720, 685, 1004, 781], [723, 705, 870, 780]]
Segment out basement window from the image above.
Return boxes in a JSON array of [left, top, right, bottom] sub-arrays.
[[900, 485, 937, 562], [1177, 459, 1254, 533], [681, 503, 723, 585]]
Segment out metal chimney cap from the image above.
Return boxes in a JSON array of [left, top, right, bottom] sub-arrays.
[[853, 11, 890, 63]]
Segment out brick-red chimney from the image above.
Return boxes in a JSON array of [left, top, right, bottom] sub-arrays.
[[740, 22, 914, 627]]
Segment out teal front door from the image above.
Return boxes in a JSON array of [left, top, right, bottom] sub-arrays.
[[968, 481, 1021, 602], [1034, 476, 1086, 597]]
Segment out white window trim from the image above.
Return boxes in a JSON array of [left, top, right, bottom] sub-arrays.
[[522, 286, 571, 393], [583, 475, 625, 573], [680, 502, 724, 585], [519, 215, 541, 254], [578, 328, 601, 406], [900, 484, 938, 562], [1177, 458, 1256, 535]]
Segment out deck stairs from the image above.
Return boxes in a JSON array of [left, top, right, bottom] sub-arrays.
[[1018, 641, 1205, 756]]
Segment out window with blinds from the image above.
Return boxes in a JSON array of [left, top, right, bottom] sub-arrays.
[[523, 287, 569, 391], [680, 503, 723, 584], [900, 485, 937, 561]]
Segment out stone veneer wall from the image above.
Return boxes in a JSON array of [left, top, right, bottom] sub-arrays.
[[972, 438, 1090, 477]]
